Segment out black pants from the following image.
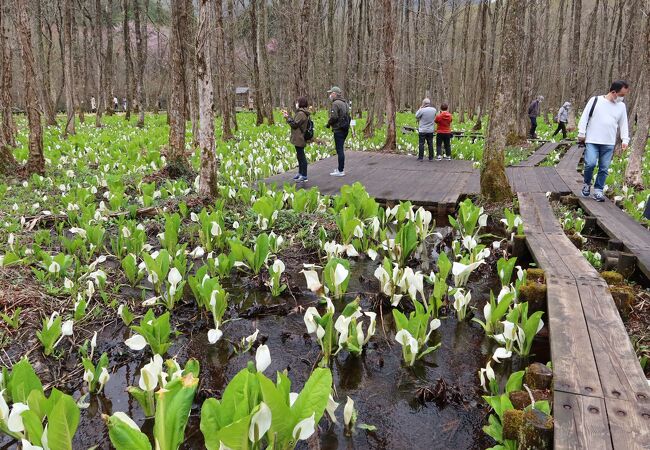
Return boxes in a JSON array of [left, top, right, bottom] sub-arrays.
[[334, 129, 348, 172], [295, 146, 307, 176], [436, 133, 452, 157], [552, 121, 567, 139], [418, 133, 434, 160], [529, 116, 538, 137]]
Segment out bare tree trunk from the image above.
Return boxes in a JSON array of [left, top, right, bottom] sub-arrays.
[[62, 0, 76, 136], [259, 0, 274, 124], [197, 0, 218, 198], [215, 0, 233, 139], [33, 0, 57, 125], [481, 0, 521, 202], [250, 0, 264, 125], [17, 0, 45, 175], [185, 0, 200, 146], [73, 11, 85, 124], [94, 0, 105, 127], [122, 0, 133, 120], [624, 8, 649, 188], [168, 0, 188, 167], [105, 0, 115, 115], [225, 0, 237, 131], [0, 1, 17, 148], [567, 0, 581, 129], [133, 0, 146, 127], [381, 0, 396, 151]]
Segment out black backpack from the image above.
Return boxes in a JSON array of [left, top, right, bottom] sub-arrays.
[[304, 116, 315, 141]]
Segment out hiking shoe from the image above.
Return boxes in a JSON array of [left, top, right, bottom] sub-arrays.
[[298, 175, 308, 183], [417, 158, 423, 162], [444, 156, 451, 160], [330, 169, 345, 177], [437, 155, 442, 161], [593, 191, 605, 202], [292, 174, 301, 181], [581, 183, 591, 197]]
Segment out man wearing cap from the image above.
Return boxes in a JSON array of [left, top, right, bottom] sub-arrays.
[[326, 86, 350, 177]]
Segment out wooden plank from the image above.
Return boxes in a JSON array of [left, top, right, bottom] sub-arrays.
[[577, 281, 650, 403], [547, 277, 604, 397], [605, 397, 650, 450], [554, 391, 612, 450]]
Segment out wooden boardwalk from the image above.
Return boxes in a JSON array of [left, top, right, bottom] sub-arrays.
[[518, 192, 650, 450], [263, 151, 480, 209], [557, 146, 650, 280]]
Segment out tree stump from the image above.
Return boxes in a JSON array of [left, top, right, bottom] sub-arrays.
[[616, 252, 636, 279], [509, 389, 551, 410], [519, 282, 547, 312], [525, 363, 553, 390], [511, 235, 528, 259], [559, 195, 578, 206], [503, 409, 525, 440], [517, 408, 553, 450], [609, 285, 635, 321], [601, 270, 624, 285], [607, 239, 624, 251], [583, 216, 598, 234]]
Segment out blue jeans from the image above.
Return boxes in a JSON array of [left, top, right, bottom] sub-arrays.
[[529, 116, 537, 137], [583, 143, 614, 191], [333, 129, 348, 172]]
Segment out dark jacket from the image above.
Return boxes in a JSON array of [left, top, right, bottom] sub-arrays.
[[528, 99, 541, 118], [287, 108, 310, 147], [327, 97, 350, 132]]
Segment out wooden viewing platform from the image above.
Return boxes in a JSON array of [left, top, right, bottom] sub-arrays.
[[518, 192, 650, 450]]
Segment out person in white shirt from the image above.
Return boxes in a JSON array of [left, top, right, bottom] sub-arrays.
[[577, 80, 630, 202]]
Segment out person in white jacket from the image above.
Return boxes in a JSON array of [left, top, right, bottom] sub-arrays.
[[577, 80, 630, 202]]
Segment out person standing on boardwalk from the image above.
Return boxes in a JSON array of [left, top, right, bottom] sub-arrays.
[[415, 98, 436, 161], [578, 80, 630, 202], [113, 96, 119, 111], [435, 103, 453, 160], [528, 95, 544, 139], [326, 86, 350, 177], [283, 96, 312, 183], [552, 101, 571, 140], [90, 96, 97, 113]]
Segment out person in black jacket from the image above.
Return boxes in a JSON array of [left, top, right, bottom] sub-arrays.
[[325, 86, 350, 177], [283, 96, 311, 182]]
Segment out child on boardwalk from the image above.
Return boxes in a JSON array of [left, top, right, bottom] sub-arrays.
[[435, 103, 453, 160]]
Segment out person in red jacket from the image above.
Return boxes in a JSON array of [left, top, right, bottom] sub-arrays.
[[434, 103, 453, 160]]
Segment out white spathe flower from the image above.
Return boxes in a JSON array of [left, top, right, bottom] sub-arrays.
[[48, 261, 61, 274], [64, 278, 74, 289], [395, 329, 419, 365], [333, 263, 349, 287], [272, 259, 285, 274], [61, 319, 74, 336], [125, 334, 147, 351], [452, 261, 484, 287], [462, 235, 477, 251], [326, 394, 339, 423], [367, 248, 378, 261], [139, 356, 162, 391], [98, 367, 110, 389], [289, 392, 299, 407], [249, 402, 272, 442], [255, 344, 271, 373], [478, 214, 488, 227], [112, 411, 141, 431], [292, 413, 316, 441], [303, 307, 321, 334], [21, 440, 43, 450], [189, 246, 205, 259], [245, 329, 260, 346], [210, 222, 222, 237], [479, 361, 496, 391], [343, 397, 355, 427], [7, 402, 29, 433], [492, 347, 512, 363], [208, 328, 223, 344], [83, 369, 95, 384], [168, 268, 182, 295], [301, 270, 322, 292]]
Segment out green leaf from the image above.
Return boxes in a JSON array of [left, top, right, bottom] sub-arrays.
[[153, 370, 199, 450], [257, 373, 292, 445], [47, 392, 81, 450], [505, 371, 525, 394], [106, 413, 152, 450], [290, 368, 332, 426], [9, 357, 43, 403]]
